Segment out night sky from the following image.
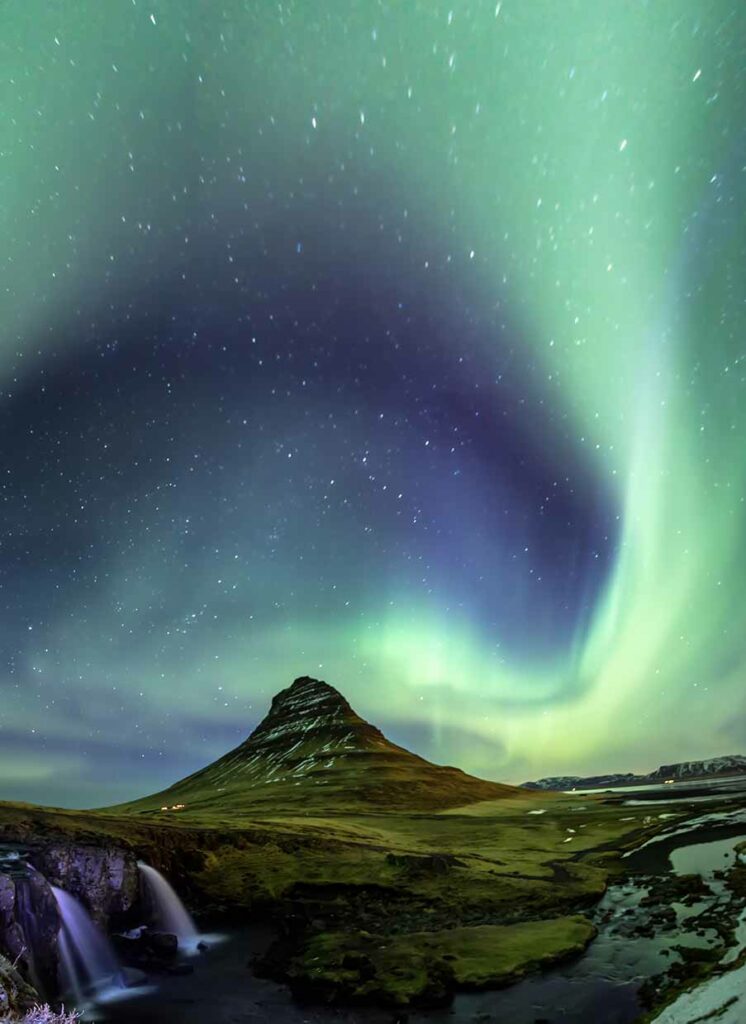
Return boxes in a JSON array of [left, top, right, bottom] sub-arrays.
[[2, 1, 745, 807]]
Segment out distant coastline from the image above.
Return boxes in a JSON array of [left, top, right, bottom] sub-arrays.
[[523, 754, 746, 791]]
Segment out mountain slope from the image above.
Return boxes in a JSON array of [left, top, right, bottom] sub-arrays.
[[116, 676, 522, 815], [648, 755, 746, 782]]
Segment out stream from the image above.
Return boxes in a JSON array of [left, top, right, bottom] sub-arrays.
[[90, 814, 746, 1024]]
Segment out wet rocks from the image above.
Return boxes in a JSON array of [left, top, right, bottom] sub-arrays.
[[29, 844, 139, 929], [113, 927, 179, 970], [142, 930, 178, 957], [0, 873, 26, 968], [654, 906, 678, 931], [635, 905, 677, 936], [632, 848, 746, 1018], [639, 872, 711, 907], [0, 869, 60, 999], [639, 944, 723, 1011], [726, 862, 746, 899], [0, 840, 139, 1002]]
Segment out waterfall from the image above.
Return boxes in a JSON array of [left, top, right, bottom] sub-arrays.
[[51, 885, 123, 999], [13, 876, 47, 997], [137, 862, 199, 944]]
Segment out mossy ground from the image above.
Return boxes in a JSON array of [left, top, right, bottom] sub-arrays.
[[0, 793, 712, 1008], [285, 916, 597, 1006]]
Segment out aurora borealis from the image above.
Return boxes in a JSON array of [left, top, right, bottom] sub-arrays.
[[1, 1, 745, 806]]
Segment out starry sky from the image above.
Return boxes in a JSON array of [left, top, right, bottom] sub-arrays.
[[2, 1, 745, 807]]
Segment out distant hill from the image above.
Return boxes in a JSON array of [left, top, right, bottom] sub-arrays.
[[114, 676, 523, 815], [523, 754, 746, 791]]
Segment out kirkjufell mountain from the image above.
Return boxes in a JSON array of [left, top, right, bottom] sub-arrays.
[[117, 676, 521, 815]]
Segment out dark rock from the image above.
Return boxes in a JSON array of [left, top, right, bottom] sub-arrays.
[[114, 926, 180, 970], [145, 930, 178, 956], [113, 934, 143, 958], [0, 873, 26, 969], [0, 869, 60, 998], [30, 842, 139, 928], [640, 874, 710, 908]]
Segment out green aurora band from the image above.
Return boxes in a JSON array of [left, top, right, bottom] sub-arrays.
[[1, 0, 745, 797]]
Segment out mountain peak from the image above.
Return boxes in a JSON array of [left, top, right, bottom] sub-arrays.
[[290, 675, 333, 691], [265, 676, 353, 719], [121, 675, 524, 814], [246, 675, 381, 750]]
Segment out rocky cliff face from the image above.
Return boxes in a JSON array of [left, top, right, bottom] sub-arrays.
[[523, 754, 746, 791], [0, 838, 141, 1005], [522, 774, 638, 791], [0, 850, 59, 1000], [648, 755, 746, 781], [30, 843, 139, 928], [0, 872, 26, 970]]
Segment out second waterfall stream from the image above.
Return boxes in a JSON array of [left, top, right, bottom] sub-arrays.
[[138, 861, 199, 947]]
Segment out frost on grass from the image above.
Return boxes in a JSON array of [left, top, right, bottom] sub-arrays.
[[652, 962, 746, 1023], [6, 1006, 80, 1024]]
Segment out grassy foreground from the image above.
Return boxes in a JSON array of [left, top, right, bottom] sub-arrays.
[[0, 791, 680, 1007]]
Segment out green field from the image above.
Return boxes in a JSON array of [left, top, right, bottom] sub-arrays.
[[0, 789, 686, 1006]]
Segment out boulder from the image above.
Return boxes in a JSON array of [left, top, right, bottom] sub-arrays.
[[113, 927, 180, 972], [144, 930, 178, 957]]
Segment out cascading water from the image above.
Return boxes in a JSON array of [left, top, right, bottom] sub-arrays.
[[137, 862, 199, 945], [51, 885, 124, 1000], [13, 875, 46, 996]]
